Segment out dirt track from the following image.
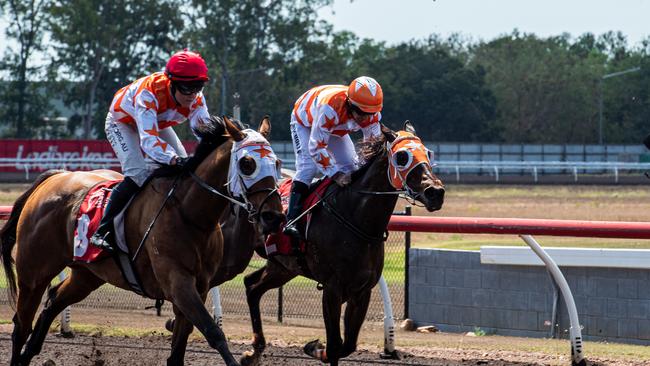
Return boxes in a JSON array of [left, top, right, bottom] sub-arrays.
[[0, 332, 611, 366]]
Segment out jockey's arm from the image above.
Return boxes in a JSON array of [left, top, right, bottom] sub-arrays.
[[308, 109, 338, 177], [187, 93, 211, 137], [134, 91, 178, 164], [361, 112, 382, 141]]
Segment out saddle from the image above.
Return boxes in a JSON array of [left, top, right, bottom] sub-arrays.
[[264, 177, 333, 256], [73, 178, 149, 297], [73, 180, 121, 263]]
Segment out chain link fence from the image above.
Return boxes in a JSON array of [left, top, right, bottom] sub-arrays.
[[0, 210, 410, 323]]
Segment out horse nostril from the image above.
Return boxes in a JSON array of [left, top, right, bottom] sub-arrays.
[[424, 187, 444, 201]]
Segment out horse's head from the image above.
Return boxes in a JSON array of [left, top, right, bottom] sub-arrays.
[[381, 121, 445, 212], [223, 116, 285, 234]]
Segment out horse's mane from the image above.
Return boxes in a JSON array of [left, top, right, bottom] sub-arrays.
[[186, 116, 229, 171], [352, 134, 387, 179]]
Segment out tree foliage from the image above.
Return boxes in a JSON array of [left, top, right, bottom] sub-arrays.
[[47, 0, 183, 137], [0, 1, 649, 144], [0, 0, 52, 138]]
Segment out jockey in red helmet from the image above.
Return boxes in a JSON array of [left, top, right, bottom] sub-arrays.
[[90, 50, 211, 250], [283, 76, 384, 239]]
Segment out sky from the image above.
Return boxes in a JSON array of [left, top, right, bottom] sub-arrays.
[[2, 0, 649, 66], [318, 0, 650, 46]]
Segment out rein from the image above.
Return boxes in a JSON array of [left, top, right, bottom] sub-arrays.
[[321, 196, 388, 243], [131, 169, 276, 262], [132, 174, 182, 262]]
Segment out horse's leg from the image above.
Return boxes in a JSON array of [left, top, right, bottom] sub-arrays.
[[340, 288, 372, 358], [167, 304, 195, 366], [167, 275, 239, 366], [10, 279, 50, 366], [20, 267, 105, 365], [241, 265, 296, 366], [320, 285, 344, 366]]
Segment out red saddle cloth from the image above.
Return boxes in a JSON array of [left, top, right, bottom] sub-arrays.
[[72, 179, 121, 263], [265, 177, 332, 256]]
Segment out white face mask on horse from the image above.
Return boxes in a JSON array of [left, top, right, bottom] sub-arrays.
[[227, 129, 281, 197]]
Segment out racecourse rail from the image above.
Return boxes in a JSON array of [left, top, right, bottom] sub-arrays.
[[3, 205, 650, 366], [2, 157, 650, 182]]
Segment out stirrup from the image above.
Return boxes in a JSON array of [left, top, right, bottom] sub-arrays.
[[90, 232, 113, 252]]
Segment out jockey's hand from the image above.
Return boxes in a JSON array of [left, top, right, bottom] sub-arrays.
[[170, 156, 190, 171], [332, 172, 352, 187]]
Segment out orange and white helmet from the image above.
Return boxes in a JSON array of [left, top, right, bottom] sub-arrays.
[[347, 76, 383, 113]]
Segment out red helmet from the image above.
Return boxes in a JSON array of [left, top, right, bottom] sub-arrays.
[[165, 50, 209, 82], [347, 76, 383, 113]]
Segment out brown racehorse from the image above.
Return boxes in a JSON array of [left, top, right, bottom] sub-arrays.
[[240, 122, 445, 366], [0, 116, 284, 366]]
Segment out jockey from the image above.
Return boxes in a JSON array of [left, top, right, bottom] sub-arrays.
[[90, 50, 211, 250], [283, 76, 383, 238]]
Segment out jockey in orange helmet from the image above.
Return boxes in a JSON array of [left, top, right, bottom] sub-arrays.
[[283, 76, 383, 238], [90, 50, 211, 250]]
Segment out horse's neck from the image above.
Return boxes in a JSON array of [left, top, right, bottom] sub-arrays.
[[179, 141, 233, 229], [346, 153, 398, 230]]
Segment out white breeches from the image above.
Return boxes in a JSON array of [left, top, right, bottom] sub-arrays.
[[104, 113, 187, 186], [289, 121, 357, 184]]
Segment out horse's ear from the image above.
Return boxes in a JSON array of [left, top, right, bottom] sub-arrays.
[[258, 115, 271, 140], [224, 115, 246, 142], [404, 120, 416, 134], [381, 124, 397, 143]]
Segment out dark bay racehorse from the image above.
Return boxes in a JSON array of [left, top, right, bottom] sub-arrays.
[[0, 116, 284, 366], [240, 122, 445, 366]]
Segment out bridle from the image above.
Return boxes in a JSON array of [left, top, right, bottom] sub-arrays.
[[188, 166, 279, 224]]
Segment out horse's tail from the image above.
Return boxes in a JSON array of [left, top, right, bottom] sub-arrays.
[[0, 169, 65, 307]]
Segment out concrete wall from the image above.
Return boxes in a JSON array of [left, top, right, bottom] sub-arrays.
[[409, 248, 650, 344]]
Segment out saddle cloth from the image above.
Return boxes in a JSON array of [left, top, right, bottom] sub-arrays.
[[264, 177, 332, 256], [72, 180, 121, 262]]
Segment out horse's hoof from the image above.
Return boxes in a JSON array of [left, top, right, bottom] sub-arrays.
[[303, 339, 324, 357], [240, 352, 258, 366], [42, 359, 56, 366], [165, 318, 175, 332]]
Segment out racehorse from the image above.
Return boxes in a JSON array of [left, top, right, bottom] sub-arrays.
[[240, 122, 445, 366], [0, 116, 284, 366]]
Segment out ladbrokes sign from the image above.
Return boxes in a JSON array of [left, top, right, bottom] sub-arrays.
[[0, 140, 196, 172]]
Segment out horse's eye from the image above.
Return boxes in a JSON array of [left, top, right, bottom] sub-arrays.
[[238, 157, 257, 177], [394, 150, 410, 167]]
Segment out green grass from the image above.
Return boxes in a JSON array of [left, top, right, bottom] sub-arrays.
[[220, 251, 407, 288]]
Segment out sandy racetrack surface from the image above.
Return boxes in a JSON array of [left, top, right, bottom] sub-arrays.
[[0, 332, 606, 366]]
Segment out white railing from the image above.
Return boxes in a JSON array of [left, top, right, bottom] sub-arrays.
[[433, 161, 650, 183], [2, 157, 649, 183]]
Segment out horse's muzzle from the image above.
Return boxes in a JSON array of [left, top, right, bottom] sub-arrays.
[[259, 211, 286, 235], [422, 186, 445, 212]]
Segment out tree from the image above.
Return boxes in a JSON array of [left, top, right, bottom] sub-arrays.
[[47, 0, 183, 138], [0, 0, 52, 138], [470, 32, 605, 143], [346, 38, 497, 141], [183, 0, 334, 139]]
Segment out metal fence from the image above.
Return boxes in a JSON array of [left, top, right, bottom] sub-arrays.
[[0, 210, 410, 323], [3, 140, 650, 183]]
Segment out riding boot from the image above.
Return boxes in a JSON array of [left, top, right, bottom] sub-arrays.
[[282, 181, 309, 240], [89, 177, 140, 251]]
